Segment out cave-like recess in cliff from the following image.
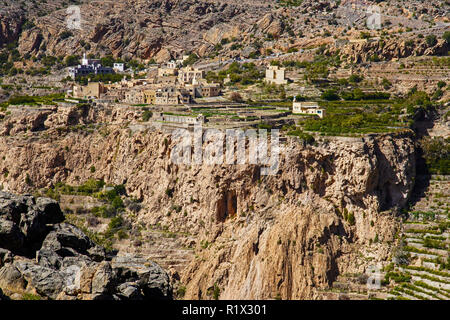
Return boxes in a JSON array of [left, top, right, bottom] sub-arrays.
[[216, 190, 237, 222]]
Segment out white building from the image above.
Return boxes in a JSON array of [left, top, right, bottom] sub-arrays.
[[292, 99, 325, 118], [68, 53, 114, 79], [113, 63, 125, 72]]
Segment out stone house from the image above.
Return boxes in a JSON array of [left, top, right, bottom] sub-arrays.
[[142, 89, 156, 104], [200, 83, 221, 97], [113, 63, 125, 72], [265, 65, 288, 85], [155, 87, 191, 105], [178, 66, 205, 85], [185, 82, 221, 98], [124, 89, 144, 105], [72, 82, 107, 99], [158, 61, 178, 77]]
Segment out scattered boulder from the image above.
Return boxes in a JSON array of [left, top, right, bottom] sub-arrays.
[[0, 192, 173, 300], [0, 192, 64, 256], [15, 261, 65, 300], [112, 255, 172, 300]]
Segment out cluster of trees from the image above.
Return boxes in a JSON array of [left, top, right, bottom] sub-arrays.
[[76, 73, 128, 85], [321, 89, 390, 101], [183, 53, 199, 67], [207, 62, 263, 86], [420, 137, 450, 175], [278, 0, 304, 7]]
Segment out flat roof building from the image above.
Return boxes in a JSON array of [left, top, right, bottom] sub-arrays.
[[292, 100, 325, 118]]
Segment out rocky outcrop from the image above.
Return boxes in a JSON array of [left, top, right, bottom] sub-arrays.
[[0, 191, 64, 256], [0, 9, 24, 47], [6, 0, 273, 60], [0, 192, 172, 300], [339, 38, 449, 64]]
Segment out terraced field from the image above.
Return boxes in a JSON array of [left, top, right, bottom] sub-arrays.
[[386, 175, 449, 300], [319, 175, 449, 300]]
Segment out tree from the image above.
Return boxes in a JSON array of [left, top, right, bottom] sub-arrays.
[[349, 74, 364, 83], [381, 78, 392, 90], [443, 31, 450, 43], [425, 34, 437, 47], [59, 31, 73, 40], [100, 55, 115, 67], [230, 92, 243, 102], [352, 88, 364, 100], [183, 53, 199, 67], [65, 55, 80, 67], [321, 89, 340, 101], [437, 81, 446, 89]]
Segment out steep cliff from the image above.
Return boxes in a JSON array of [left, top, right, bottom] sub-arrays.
[[0, 104, 416, 299]]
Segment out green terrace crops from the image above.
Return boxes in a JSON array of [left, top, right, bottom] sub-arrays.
[[0, 93, 66, 110], [298, 99, 409, 135]]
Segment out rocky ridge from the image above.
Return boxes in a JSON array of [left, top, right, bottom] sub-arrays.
[[0, 0, 448, 62]]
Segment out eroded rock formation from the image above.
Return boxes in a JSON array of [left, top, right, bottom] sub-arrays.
[[0, 191, 172, 300]]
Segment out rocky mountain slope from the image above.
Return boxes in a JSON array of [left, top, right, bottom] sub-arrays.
[[0, 104, 418, 299], [0, 0, 448, 63], [0, 191, 172, 300]]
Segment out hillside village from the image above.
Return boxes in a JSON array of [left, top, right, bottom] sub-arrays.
[[63, 51, 331, 131]]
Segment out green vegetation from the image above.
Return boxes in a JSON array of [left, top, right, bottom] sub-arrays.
[[76, 73, 128, 85], [321, 89, 340, 101], [100, 55, 122, 67], [296, 90, 435, 135], [142, 108, 153, 122], [2, 93, 65, 107], [104, 215, 124, 238], [420, 136, 450, 175], [212, 283, 221, 300], [303, 106, 400, 135], [65, 55, 80, 67], [405, 266, 450, 278], [215, 62, 263, 86], [286, 128, 315, 144], [40, 180, 126, 219], [177, 286, 187, 298], [183, 53, 199, 67], [279, 0, 303, 7], [423, 237, 447, 250], [22, 293, 42, 300], [259, 82, 286, 99], [65, 214, 114, 251], [340, 208, 356, 225], [384, 271, 411, 284], [425, 34, 438, 47], [59, 31, 73, 40], [341, 89, 390, 101]]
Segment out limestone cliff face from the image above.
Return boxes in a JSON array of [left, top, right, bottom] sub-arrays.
[[337, 38, 449, 64], [0, 105, 416, 299]]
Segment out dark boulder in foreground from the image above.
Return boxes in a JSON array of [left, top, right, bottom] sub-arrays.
[[0, 192, 172, 300]]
